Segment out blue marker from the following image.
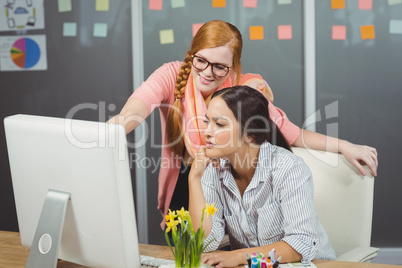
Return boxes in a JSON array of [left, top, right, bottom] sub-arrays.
[[251, 257, 258, 268]]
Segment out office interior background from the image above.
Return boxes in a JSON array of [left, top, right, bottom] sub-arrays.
[[0, 0, 401, 264]]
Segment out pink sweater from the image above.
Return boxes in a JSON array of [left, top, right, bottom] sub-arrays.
[[130, 61, 301, 228]]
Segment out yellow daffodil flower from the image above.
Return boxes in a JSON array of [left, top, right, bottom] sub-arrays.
[[165, 209, 176, 222], [166, 218, 179, 233], [176, 207, 186, 224], [205, 203, 218, 217], [177, 207, 185, 217]]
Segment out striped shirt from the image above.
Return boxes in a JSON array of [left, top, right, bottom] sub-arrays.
[[201, 142, 336, 263]]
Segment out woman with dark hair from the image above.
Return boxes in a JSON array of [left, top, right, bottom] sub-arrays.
[[188, 86, 336, 268], [108, 20, 377, 229]]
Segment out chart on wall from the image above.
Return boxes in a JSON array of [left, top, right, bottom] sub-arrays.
[[0, 35, 47, 71], [0, 0, 45, 31]]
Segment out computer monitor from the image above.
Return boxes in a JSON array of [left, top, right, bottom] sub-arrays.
[[4, 114, 140, 268]]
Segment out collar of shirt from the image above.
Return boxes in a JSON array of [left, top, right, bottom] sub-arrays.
[[218, 142, 274, 196]]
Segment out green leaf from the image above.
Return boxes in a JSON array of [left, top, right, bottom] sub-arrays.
[[165, 230, 176, 257]]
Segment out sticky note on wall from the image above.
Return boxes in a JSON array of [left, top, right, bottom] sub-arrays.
[[160, 29, 174, 44], [390, 20, 402, 34], [249, 26, 264, 40], [213, 0, 226, 8], [359, 0, 372, 9], [192, 23, 204, 37], [96, 0, 109, 11], [58, 0, 72, 12], [361, 25, 375, 39], [278, 25, 292, 40], [244, 0, 258, 8], [332, 25, 346, 40], [149, 0, 163, 10], [94, 23, 108, 37], [171, 0, 185, 8], [331, 0, 345, 9], [388, 0, 402, 5], [278, 0, 292, 4], [63, 22, 77, 37]]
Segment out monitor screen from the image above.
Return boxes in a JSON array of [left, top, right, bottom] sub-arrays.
[[4, 114, 140, 268]]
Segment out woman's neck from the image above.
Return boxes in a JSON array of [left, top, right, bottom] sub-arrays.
[[228, 144, 260, 184]]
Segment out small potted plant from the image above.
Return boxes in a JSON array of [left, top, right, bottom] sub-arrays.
[[163, 203, 218, 268]]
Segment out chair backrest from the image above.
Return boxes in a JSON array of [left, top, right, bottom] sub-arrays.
[[292, 147, 375, 257]]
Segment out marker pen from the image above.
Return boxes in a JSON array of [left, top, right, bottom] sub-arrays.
[[269, 249, 276, 263], [260, 258, 267, 268], [266, 257, 273, 268], [245, 253, 251, 268], [251, 257, 258, 268], [257, 256, 262, 268], [273, 256, 282, 268]]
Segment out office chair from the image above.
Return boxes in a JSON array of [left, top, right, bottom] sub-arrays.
[[292, 147, 378, 262]]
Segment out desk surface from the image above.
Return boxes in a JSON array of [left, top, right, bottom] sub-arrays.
[[0, 231, 400, 268]]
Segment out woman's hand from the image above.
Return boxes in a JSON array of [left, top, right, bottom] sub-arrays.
[[188, 147, 214, 233], [293, 130, 378, 177], [189, 147, 211, 179], [339, 140, 378, 176], [201, 251, 246, 268]]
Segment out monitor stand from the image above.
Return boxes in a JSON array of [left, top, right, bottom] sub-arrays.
[[26, 190, 71, 268]]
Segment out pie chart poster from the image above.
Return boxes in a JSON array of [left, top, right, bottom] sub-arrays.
[[0, 35, 47, 71]]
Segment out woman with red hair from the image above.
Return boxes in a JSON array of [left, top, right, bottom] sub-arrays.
[[108, 20, 377, 228]]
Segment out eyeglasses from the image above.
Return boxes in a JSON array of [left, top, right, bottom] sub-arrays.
[[191, 55, 231, 78]]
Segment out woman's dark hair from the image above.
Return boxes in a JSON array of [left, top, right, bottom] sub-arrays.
[[210, 85, 291, 151]]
